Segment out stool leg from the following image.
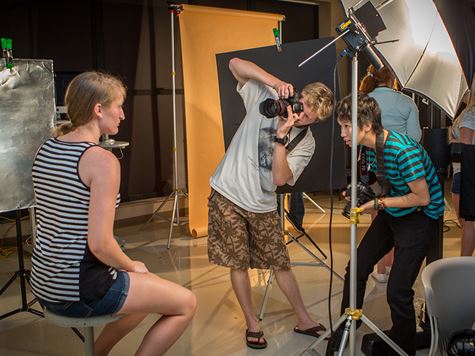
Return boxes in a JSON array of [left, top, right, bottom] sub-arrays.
[[84, 326, 95, 356]]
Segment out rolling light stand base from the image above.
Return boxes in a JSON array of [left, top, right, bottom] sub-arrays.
[[300, 308, 408, 356]]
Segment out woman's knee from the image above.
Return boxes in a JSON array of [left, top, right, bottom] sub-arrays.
[[167, 283, 196, 317], [182, 289, 197, 317]]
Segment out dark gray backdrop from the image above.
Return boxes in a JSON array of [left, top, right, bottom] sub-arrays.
[[216, 38, 346, 193]]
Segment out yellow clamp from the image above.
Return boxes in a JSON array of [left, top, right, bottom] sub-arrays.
[[340, 19, 352, 30], [349, 207, 362, 225], [345, 308, 363, 320]]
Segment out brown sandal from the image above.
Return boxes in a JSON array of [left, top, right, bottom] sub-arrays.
[[294, 323, 327, 338], [245, 329, 267, 349]]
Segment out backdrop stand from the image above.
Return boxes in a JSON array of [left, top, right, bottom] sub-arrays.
[[143, 3, 188, 250], [0, 210, 42, 320]]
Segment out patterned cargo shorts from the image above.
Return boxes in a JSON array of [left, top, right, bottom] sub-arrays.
[[207, 189, 290, 270]]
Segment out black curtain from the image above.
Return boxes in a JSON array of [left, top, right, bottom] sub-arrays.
[[434, 0, 475, 85]]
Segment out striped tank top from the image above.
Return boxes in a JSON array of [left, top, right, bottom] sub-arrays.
[[31, 138, 120, 303]]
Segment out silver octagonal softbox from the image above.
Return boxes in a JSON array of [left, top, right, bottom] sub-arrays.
[[0, 59, 55, 213]]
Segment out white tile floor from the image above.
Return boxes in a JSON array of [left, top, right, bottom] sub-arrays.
[[0, 192, 463, 355]]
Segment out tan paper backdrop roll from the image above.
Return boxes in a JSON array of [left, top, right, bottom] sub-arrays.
[[179, 5, 284, 237]]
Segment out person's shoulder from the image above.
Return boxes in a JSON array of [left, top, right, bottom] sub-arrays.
[[394, 91, 417, 107], [238, 79, 275, 103], [303, 127, 315, 145], [82, 146, 119, 171], [368, 88, 389, 101], [387, 130, 417, 149]]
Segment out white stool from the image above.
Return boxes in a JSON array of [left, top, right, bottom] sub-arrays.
[[44, 307, 121, 356]]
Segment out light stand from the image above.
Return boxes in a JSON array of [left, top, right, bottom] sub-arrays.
[[143, 3, 188, 249], [0, 210, 43, 320], [302, 53, 407, 356], [299, 3, 407, 355]]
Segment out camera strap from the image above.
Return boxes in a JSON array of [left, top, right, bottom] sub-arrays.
[[375, 131, 391, 196], [285, 126, 309, 153]]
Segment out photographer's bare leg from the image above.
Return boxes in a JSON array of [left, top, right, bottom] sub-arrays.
[[231, 268, 266, 345], [274, 269, 319, 330]]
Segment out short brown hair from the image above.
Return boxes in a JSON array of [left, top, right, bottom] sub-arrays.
[[335, 93, 383, 134], [301, 82, 334, 122], [53, 71, 126, 137]]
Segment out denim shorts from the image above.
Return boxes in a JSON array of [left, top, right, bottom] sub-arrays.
[[452, 172, 461, 194], [39, 271, 130, 318]]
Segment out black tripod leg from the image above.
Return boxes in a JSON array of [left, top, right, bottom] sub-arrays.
[[284, 208, 328, 259], [27, 308, 44, 317], [0, 211, 44, 320], [303, 231, 327, 259], [0, 308, 22, 320], [0, 272, 19, 296]]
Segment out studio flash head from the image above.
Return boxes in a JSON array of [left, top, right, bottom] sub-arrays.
[[259, 92, 303, 119]]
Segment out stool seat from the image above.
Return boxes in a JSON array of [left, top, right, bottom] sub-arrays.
[[44, 307, 121, 356], [44, 307, 121, 327]]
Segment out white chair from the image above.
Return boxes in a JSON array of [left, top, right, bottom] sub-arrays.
[[421, 256, 475, 356], [44, 307, 121, 356]]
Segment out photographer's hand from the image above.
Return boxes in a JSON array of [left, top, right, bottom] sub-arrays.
[[274, 81, 294, 99], [272, 105, 296, 186], [276, 105, 297, 138]]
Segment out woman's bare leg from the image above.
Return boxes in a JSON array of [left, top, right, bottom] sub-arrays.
[[117, 272, 196, 356], [95, 313, 147, 356]]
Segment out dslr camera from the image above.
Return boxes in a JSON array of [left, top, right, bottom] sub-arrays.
[[259, 92, 303, 119], [342, 182, 376, 218]]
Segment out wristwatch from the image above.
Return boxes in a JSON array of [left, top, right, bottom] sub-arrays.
[[273, 135, 289, 145]]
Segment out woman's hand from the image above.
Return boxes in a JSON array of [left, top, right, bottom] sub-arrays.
[[131, 261, 149, 273]]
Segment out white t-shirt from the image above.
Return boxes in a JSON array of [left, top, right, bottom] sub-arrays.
[[210, 79, 315, 213], [452, 106, 475, 174]]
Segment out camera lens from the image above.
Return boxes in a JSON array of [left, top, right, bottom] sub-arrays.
[[259, 99, 288, 118]]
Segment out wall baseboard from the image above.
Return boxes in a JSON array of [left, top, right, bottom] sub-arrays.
[[0, 196, 187, 241]]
